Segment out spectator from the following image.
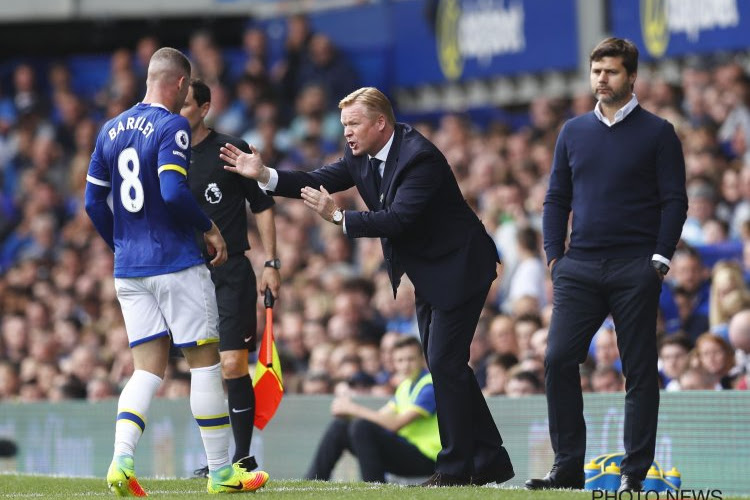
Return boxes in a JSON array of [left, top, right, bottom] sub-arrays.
[[708, 260, 750, 338], [482, 353, 519, 397], [679, 367, 717, 390], [728, 309, 750, 367], [304, 337, 439, 483], [504, 368, 543, 397], [660, 247, 711, 340], [591, 366, 625, 393], [694, 333, 736, 389], [504, 226, 546, 313], [487, 315, 518, 357], [658, 333, 693, 391], [297, 34, 359, 111]]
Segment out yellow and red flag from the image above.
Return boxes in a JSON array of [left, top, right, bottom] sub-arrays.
[[253, 288, 283, 429]]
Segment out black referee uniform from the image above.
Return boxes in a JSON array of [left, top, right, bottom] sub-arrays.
[[188, 130, 274, 352]]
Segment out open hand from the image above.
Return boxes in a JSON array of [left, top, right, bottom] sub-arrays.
[[220, 143, 265, 180], [301, 185, 337, 223]]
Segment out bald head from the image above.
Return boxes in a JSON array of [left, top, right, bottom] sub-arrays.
[[144, 47, 192, 112], [729, 309, 750, 353]]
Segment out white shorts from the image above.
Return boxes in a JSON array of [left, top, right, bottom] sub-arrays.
[[115, 264, 219, 348]]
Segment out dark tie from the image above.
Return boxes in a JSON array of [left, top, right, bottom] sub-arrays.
[[369, 157, 382, 193]]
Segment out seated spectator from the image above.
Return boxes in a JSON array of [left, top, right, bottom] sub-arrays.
[[580, 365, 593, 393], [678, 367, 717, 390], [528, 327, 548, 360], [514, 313, 542, 358], [482, 352, 518, 397], [304, 337, 438, 482], [658, 333, 693, 391], [591, 323, 621, 372], [693, 333, 736, 389], [487, 315, 518, 357], [659, 247, 710, 340], [591, 366, 624, 393], [708, 260, 750, 338], [297, 34, 358, 111], [504, 368, 543, 397], [301, 371, 333, 395], [728, 309, 750, 378], [504, 226, 546, 313]]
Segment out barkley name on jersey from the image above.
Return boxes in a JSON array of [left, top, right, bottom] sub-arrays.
[[87, 103, 209, 278]]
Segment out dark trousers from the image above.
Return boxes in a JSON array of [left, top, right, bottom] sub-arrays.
[[546, 256, 661, 479], [416, 284, 512, 477], [305, 418, 435, 482]]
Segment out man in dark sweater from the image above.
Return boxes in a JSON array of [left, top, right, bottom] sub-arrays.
[[526, 38, 688, 493], [181, 79, 281, 476]]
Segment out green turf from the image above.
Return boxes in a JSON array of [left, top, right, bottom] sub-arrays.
[[0, 475, 747, 500]]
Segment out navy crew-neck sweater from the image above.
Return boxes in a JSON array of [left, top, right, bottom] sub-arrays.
[[542, 105, 687, 264]]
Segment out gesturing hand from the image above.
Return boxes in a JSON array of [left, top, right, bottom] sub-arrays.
[[301, 185, 338, 223], [220, 143, 265, 181]]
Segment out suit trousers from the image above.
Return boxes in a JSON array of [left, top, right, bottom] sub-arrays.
[[545, 255, 661, 479], [304, 417, 435, 482], [416, 284, 511, 477]]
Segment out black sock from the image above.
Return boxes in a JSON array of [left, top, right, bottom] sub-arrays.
[[226, 374, 255, 463]]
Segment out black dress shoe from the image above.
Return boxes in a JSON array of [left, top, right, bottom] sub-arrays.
[[525, 466, 584, 490], [419, 472, 470, 487], [471, 464, 515, 485], [618, 474, 643, 493]]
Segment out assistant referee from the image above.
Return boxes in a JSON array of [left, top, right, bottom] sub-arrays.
[[182, 78, 281, 474]]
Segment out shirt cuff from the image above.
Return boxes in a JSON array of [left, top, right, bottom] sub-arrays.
[[652, 254, 670, 267], [258, 168, 278, 193], [342, 211, 347, 235]]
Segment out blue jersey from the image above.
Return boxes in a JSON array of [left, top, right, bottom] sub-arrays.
[[87, 103, 207, 278]]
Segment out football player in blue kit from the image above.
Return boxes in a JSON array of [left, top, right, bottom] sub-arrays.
[[85, 47, 268, 496]]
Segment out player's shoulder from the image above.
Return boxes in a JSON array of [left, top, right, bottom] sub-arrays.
[[148, 109, 190, 150], [153, 108, 190, 131]]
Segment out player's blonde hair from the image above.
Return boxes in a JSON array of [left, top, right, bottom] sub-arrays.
[[148, 47, 191, 82], [339, 87, 395, 126]]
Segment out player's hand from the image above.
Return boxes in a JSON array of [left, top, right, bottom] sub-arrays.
[[203, 221, 227, 267], [220, 143, 267, 181], [301, 185, 337, 223], [260, 266, 280, 300]]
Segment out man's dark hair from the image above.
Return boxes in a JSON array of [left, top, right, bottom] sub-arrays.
[[516, 226, 539, 255], [393, 336, 422, 352], [658, 332, 694, 353], [190, 78, 211, 106], [486, 352, 519, 370], [590, 37, 639, 75], [510, 370, 542, 390]]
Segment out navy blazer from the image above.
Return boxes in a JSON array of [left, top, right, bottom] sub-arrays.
[[271, 123, 499, 310]]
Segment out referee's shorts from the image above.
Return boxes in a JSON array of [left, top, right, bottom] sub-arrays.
[[209, 253, 258, 352]]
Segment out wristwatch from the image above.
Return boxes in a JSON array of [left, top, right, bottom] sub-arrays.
[[332, 208, 344, 225], [652, 260, 669, 276], [264, 258, 281, 270]]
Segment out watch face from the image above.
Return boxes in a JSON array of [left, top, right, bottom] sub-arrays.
[[265, 259, 280, 269], [333, 210, 343, 222]]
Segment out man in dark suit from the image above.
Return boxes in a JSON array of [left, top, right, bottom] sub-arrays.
[[220, 86, 514, 487], [527, 38, 688, 493]]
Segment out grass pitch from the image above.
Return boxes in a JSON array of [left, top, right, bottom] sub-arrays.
[[0, 474, 583, 499], [1, 475, 748, 500]]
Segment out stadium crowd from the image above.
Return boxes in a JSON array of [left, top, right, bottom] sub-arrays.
[[2, 15, 750, 404]]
